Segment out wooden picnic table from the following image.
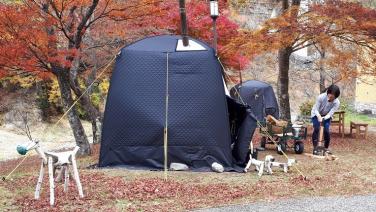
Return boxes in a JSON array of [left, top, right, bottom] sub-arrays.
[[331, 110, 345, 138]]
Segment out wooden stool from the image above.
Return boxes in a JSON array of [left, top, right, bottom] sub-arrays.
[[19, 140, 84, 206], [350, 121, 368, 139]]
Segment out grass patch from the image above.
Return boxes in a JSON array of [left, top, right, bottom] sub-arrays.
[[344, 110, 376, 126]]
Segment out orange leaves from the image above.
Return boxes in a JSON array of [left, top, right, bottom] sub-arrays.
[[224, 0, 376, 79]]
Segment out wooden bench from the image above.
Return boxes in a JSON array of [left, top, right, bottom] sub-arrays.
[[350, 121, 368, 139]]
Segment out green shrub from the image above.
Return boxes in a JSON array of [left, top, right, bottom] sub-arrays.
[[299, 100, 314, 116]]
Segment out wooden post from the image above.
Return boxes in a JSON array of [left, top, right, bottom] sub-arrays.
[[34, 160, 44, 200], [64, 165, 69, 192], [356, 126, 360, 139], [365, 125, 368, 139], [342, 113, 345, 138], [71, 156, 84, 198], [48, 156, 55, 206]]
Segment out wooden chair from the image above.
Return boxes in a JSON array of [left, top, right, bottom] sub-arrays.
[[350, 121, 368, 139]]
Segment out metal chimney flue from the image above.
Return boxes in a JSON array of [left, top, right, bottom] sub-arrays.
[[179, 0, 189, 46]]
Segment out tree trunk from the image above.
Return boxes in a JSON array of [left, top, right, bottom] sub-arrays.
[[70, 79, 102, 143], [319, 50, 326, 93], [69, 67, 102, 143], [275, 0, 300, 122], [277, 47, 292, 121], [56, 69, 91, 155], [319, 69, 326, 93], [67, 53, 102, 143]]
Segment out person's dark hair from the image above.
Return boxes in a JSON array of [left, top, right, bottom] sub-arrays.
[[326, 84, 340, 98]]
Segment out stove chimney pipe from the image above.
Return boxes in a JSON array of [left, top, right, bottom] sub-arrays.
[[179, 0, 189, 46]]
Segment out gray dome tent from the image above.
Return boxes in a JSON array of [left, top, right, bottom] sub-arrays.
[[99, 35, 238, 170], [229, 80, 279, 164], [230, 80, 279, 121]]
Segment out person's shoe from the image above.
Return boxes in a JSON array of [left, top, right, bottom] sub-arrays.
[[313, 148, 319, 155], [324, 148, 332, 155]]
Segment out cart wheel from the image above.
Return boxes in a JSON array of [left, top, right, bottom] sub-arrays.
[[276, 141, 287, 155], [294, 141, 304, 154], [261, 137, 267, 148]]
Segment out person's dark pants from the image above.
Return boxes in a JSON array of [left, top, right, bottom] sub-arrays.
[[312, 116, 331, 149]]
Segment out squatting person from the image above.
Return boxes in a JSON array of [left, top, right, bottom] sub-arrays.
[[311, 84, 341, 155]]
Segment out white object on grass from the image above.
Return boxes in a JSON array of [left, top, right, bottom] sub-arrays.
[[211, 162, 224, 173], [22, 140, 83, 206], [244, 154, 265, 177], [170, 163, 189, 171]]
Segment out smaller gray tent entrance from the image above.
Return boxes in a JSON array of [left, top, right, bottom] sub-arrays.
[[99, 35, 236, 170], [229, 80, 280, 165], [230, 80, 279, 121]]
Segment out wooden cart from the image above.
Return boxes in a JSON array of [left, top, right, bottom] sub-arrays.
[[259, 121, 308, 155]]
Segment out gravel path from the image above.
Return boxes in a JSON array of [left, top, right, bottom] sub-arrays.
[[196, 195, 376, 212], [0, 121, 92, 161]]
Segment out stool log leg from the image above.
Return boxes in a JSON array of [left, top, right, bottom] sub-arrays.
[[35, 160, 44, 200], [48, 156, 55, 206]]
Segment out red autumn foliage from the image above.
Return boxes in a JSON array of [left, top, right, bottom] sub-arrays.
[[0, 0, 247, 81]]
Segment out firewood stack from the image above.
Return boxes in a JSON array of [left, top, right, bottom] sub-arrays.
[[266, 115, 288, 134]]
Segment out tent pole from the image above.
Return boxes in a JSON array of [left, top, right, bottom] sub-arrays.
[[164, 53, 170, 180]]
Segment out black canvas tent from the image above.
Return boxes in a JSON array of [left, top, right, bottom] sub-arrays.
[[99, 35, 244, 170], [98, 35, 276, 170]]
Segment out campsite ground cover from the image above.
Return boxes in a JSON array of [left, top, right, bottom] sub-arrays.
[[1, 131, 376, 211]]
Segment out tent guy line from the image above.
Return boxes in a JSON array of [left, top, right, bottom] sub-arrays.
[[2, 50, 120, 182]]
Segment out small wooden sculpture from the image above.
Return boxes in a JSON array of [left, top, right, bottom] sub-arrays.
[[16, 114, 84, 206], [18, 140, 84, 206]]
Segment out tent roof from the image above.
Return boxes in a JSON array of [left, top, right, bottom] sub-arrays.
[[238, 80, 272, 89], [125, 35, 211, 53]]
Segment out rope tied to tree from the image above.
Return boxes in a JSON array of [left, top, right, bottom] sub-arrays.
[[2, 51, 119, 182]]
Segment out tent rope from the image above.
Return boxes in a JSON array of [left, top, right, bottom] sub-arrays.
[[41, 54, 118, 142], [163, 53, 169, 180], [2, 51, 119, 181], [2, 154, 29, 181], [217, 57, 246, 105]]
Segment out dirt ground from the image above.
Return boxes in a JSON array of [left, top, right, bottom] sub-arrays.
[[1, 129, 376, 211]]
